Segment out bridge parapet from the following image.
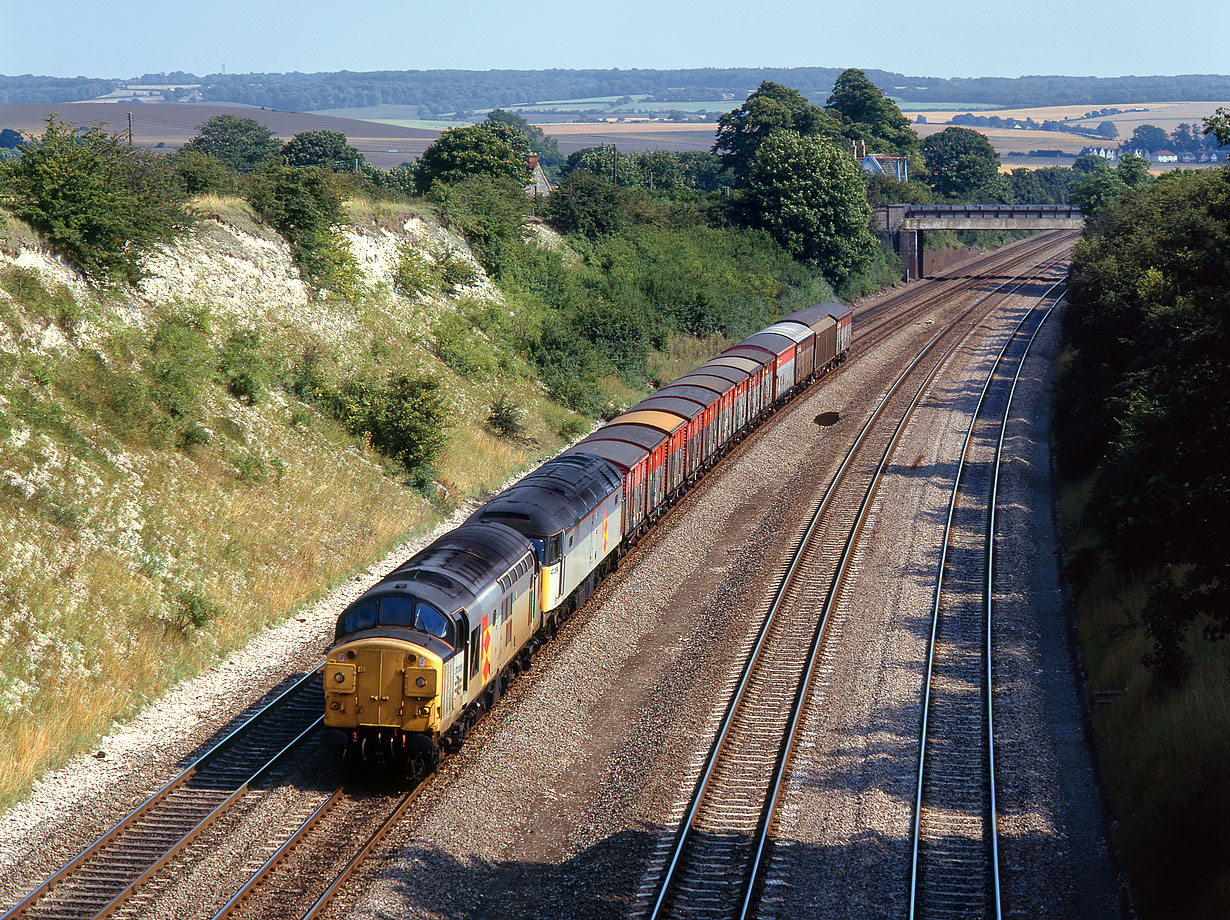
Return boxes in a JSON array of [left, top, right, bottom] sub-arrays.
[[876, 204, 1082, 280], [879, 203, 1083, 231]]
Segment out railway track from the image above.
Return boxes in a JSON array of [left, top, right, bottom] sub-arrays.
[[640, 245, 1073, 919], [1, 235, 1076, 920], [1, 673, 323, 920], [209, 780, 422, 920], [907, 285, 1064, 920]]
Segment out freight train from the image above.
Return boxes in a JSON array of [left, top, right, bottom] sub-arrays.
[[321, 303, 853, 773]]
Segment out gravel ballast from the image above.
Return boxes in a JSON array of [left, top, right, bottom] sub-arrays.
[[0, 244, 1116, 920]]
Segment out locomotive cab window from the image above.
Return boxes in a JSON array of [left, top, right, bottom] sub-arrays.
[[547, 534, 563, 565], [378, 594, 415, 627], [415, 602, 451, 644], [335, 599, 377, 638]]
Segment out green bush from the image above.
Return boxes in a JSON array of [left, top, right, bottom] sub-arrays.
[[171, 148, 234, 195], [218, 327, 267, 404], [172, 588, 223, 630], [393, 243, 442, 297], [6, 117, 189, 284], [432, 311, 497, 377], [486, 393, 525, 439], [245, 163, 345, 288], [331, 374, 449, 485], [148, 307, 212, 419]]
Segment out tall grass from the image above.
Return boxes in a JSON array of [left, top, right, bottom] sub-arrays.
[[0, 260, 583, 809], [1059, 479, 1230, 919]]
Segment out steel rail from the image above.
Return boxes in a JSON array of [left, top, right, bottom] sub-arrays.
[[647, 249, 1071, 920], [2, 669, 324, 920], [300, 783, 426, 920], [907, 280, 1066, 920], [853, 232, 1075, 343], [210, 788, 347, 920]]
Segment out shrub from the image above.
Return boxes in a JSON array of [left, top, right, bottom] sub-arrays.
[[393, 243, 442, 297], [172, 588, 223, 630], [331, 374, 449, 484], [6, 116, 189, 283], [437, 249, 480, 292], [218, 327, 267, 404], [432, 311, 497, 377], [486, 393, 525, 439], [245, 163, 344, 287], [148, 307, 212, 419], [171, 148, 234, 195]]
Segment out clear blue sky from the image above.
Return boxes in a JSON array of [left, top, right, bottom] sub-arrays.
[[2, 0, 1226, 81]]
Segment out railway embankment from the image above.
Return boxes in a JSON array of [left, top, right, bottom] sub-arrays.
[[0, 199, 590, 814]]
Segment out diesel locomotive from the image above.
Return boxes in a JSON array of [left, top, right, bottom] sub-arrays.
[[322, 303, 853, 773]]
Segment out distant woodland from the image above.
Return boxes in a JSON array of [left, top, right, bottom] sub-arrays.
[[4, 70, 1230, 113]]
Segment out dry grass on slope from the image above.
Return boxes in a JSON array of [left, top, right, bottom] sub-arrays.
[[0, 200, 588, 807]]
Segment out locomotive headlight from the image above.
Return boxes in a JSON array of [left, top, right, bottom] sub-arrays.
[[416, 676, 427, 688], [333, 672, 346, 684]]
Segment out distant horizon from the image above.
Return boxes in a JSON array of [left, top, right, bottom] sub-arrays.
[[3, 0, 1226, 83], [6, 66, 1230, 83]]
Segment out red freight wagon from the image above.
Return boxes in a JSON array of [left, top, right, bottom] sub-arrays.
[[655, 384, 724, 466], [707, 354, 769, 426], [768, 320, 817, 382], [605, 407, 689, 498], [740, 331, 799, 401], [692, 362, 753, 434], [584, 423, 671, 525], [719, 347, 776, 416], [671, 372, 739, 451], [631, 394, 707, 484]]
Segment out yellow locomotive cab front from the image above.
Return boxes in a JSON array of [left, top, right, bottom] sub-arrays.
[[324, 637, 443, 766]]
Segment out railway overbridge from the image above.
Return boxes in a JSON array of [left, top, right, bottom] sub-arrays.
[[877, 204, 1084, 280]]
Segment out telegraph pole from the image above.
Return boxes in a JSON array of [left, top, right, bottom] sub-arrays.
[[127, 111, 133, 146]]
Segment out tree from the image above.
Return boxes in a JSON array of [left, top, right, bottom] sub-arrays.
[[1071, 169, 1128, 219], [825, 68, 918, 157], [1072, 153, 1112, 175], [183, 114, 280, 173], [246, 163, 344, 283], [1062, 167, 1230, 684], [740, 132, 875, 288], [921, 127, 1001, 200], [1127, 123, 1169, 152], [486, 109, 562, 168], [1170, 123, 1195, 150], [713, 81, 839, 183], [7, 116, 188, 283], [562, 144, 641, 188], [1116, 153, 1152, 190], [1204, 107, 1230, 146], [411, 122, 529, 196], [545, 171, 631, 238], [281, 130, 365, 172], [1008, 167, 1073, 205], [171, 147, 233, 195], [1094, 120, 1119, 139]]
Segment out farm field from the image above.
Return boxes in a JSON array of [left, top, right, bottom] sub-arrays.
[[0, 103, 440, 167], [917, 100, 1228, 136]]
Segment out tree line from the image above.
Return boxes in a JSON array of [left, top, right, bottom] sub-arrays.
[[7, 68, 1230, 114]]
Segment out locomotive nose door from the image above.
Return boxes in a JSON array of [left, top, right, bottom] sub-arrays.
[[377, 647, 403, 725]]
